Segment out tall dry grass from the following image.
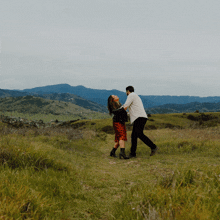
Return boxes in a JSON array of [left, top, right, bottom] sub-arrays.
[[0, 114, 220, 219]]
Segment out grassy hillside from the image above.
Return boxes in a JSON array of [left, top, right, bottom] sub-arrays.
[[146, 102, 220, 114], [0, 96, 109, 121], [70, 112, 220, 131], [36, 93, 108, 113], [0, 113, 220, 219]]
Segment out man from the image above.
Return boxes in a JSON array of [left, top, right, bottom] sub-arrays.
[[123, 86, 158, 158]]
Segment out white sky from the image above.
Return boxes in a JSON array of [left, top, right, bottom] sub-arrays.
[[0, 0, 220, 96]]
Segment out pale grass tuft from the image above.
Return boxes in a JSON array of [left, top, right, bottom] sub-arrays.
[[82, 130, 96, 139]]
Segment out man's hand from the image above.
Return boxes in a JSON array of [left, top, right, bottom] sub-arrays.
[[123, 106, 128, 111]]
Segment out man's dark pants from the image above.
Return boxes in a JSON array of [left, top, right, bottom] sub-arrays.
[[130, 117, 157, 156]]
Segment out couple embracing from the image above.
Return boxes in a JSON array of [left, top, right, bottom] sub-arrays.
[[107, 86, 158, 159]]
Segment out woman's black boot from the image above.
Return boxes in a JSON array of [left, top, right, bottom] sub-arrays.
[[119, 148, 129, 159], [110, 148, 117, 157]]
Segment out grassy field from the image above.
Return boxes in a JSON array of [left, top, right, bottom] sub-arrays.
[[0, 113, 220, 219]]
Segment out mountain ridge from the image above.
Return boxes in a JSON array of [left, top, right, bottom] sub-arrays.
[[1, 84, 220, 114], [15, 84, 220, 108]]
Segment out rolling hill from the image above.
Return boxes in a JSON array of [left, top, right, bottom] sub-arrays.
[[35, 93, 107, 113], [146, 102, 220, 114], [0, 88, 108, 113], [0, 96, 108, 119]]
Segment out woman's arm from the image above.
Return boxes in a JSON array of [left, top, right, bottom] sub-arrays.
[[112, 106, 125, 114]]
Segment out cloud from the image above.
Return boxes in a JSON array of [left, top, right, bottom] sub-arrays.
[[0, 0, 220, 96]]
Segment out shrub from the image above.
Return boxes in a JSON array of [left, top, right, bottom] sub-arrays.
[[101, 125, 114, 134]]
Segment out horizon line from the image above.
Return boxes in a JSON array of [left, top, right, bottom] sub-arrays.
[[1, 84, 219, 98]]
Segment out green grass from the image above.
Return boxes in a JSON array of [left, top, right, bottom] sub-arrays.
[[0, 113, 220, 219]]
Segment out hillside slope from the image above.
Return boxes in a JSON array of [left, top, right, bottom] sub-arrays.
[[146, 102, 220, 114], [36, 93, 108, 113], [0, 96, 104, 117], [0, 89, 108, 113]]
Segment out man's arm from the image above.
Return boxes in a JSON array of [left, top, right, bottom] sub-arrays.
[[123, 94, 133, 111]]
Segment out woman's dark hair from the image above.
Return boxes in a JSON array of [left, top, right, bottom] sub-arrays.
[[107, 95, 122, 115], [126, 86, 134, 93]]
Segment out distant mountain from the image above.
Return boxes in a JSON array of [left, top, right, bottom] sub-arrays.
[[16, 84, 220, 108], [17, 84, 130, 107], [0, 88, 107, 113], [146, 102, 220, 114], [0, 89, 29, 98]]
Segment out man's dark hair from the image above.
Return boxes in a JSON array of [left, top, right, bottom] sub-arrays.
[[126, 86, 134, 93]]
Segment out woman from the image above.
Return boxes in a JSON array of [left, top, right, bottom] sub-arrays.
[[107, 95, 129, 159]]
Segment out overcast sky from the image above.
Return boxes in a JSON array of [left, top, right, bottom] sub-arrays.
[[0, 0, 220, 96]]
